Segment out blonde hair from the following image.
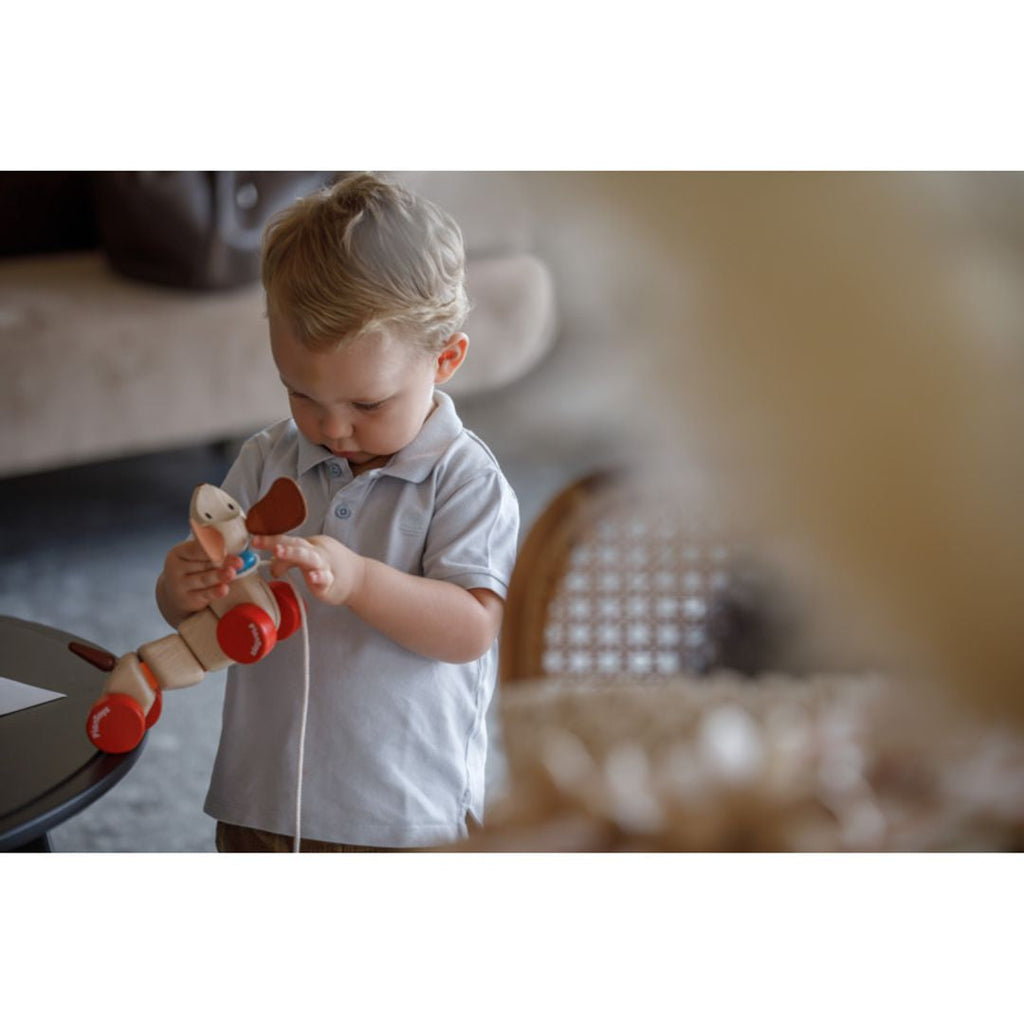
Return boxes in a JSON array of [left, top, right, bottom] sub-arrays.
[[261, 172, 469, 352]]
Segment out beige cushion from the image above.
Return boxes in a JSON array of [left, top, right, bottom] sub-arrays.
[[449, 253, 556, 397], [0, 245, 556, 477], [0, 253, 286, 476]]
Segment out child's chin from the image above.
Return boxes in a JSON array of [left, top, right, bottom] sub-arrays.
[[321, 445, 363, 460], [329, 448, 391, 471]]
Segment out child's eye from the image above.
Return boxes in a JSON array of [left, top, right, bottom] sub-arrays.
[[354, 399, 386, 412]]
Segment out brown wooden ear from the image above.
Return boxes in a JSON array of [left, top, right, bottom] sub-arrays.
[[245, 477, 307, 535]]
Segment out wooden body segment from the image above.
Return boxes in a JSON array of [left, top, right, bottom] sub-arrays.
[[138, 634, 205, 691], [210, 569, 281, 629], [178, 607, 234, 672], [104, 652, 157, 715]]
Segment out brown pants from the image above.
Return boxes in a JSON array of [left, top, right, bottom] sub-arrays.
[[216, 821, 399, 853]]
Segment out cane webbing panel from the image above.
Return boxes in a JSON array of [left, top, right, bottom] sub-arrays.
[[501, 471, 736, 684]]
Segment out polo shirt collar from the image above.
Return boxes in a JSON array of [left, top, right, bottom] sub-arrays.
[[297, 431, 334, 477], [295, 390, 463, 482]]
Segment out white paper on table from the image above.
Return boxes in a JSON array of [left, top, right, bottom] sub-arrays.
[[0, 675, 66, 717]]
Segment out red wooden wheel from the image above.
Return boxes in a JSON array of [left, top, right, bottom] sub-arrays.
[[217, 603, 277, 663], [269, 580, 304, 641], [86, 693, 147, 754]]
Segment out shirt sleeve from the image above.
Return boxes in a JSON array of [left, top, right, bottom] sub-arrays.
[[421, 467, 520, 599]]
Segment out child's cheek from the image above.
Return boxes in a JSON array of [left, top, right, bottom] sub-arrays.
[[292, 404, 318, 443]]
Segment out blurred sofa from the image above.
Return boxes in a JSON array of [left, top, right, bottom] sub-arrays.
[[0, 172, 557, 479]]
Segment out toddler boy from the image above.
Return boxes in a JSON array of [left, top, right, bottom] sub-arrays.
[[156, 173, 520, 851]]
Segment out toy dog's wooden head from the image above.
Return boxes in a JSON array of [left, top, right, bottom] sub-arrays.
[[190, 478, 307, 566]]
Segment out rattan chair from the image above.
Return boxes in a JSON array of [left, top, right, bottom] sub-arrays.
[[500, 470, 775, 686]]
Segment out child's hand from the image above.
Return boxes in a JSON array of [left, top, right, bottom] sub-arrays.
[[157, 539, 244, 626], [252, 534, 366, 606]]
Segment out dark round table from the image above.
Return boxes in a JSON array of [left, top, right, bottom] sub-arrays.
[[0, 616, 145, 851]]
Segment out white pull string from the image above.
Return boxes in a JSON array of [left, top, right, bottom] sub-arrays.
[[293, 577, 311, 854]]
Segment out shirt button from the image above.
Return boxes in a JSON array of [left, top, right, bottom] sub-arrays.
[[335, 505, 351, 519], [328, 463, 343, 478]]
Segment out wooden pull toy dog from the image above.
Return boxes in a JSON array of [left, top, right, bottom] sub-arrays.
[[81, 477, 308, 754]]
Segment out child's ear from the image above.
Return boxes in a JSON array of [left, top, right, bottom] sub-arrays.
[[434, 334, 469, 384]]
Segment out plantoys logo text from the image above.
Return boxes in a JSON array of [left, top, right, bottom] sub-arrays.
[[90, 706, 110, 738]]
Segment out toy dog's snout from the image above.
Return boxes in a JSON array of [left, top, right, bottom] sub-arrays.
[[189, 478, 308, 568], [190, 484, 249, 566]]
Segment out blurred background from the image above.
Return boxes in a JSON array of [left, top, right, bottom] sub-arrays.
[[3, 171, 1024, 851]]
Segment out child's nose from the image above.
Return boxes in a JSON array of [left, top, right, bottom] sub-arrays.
[[321, 409, 353, 439]]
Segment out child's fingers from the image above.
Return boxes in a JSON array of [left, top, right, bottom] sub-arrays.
[[268, 540, 326, 573], [270, 558, 326, 584], [177, 539, 215, 563], [165, 555, 241, 612], [174, 538, 236, 567], [300, 569, 335, 601], [172, 547, 242, 581], [176, 581, 230, 612], [253, 535, 319, 570], [184, 566, 236, 591], [306, 569, 332, 589], [253, 535, 336, 596]]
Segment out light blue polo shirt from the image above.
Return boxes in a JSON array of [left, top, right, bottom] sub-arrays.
[[203, 390, 520, 847]]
